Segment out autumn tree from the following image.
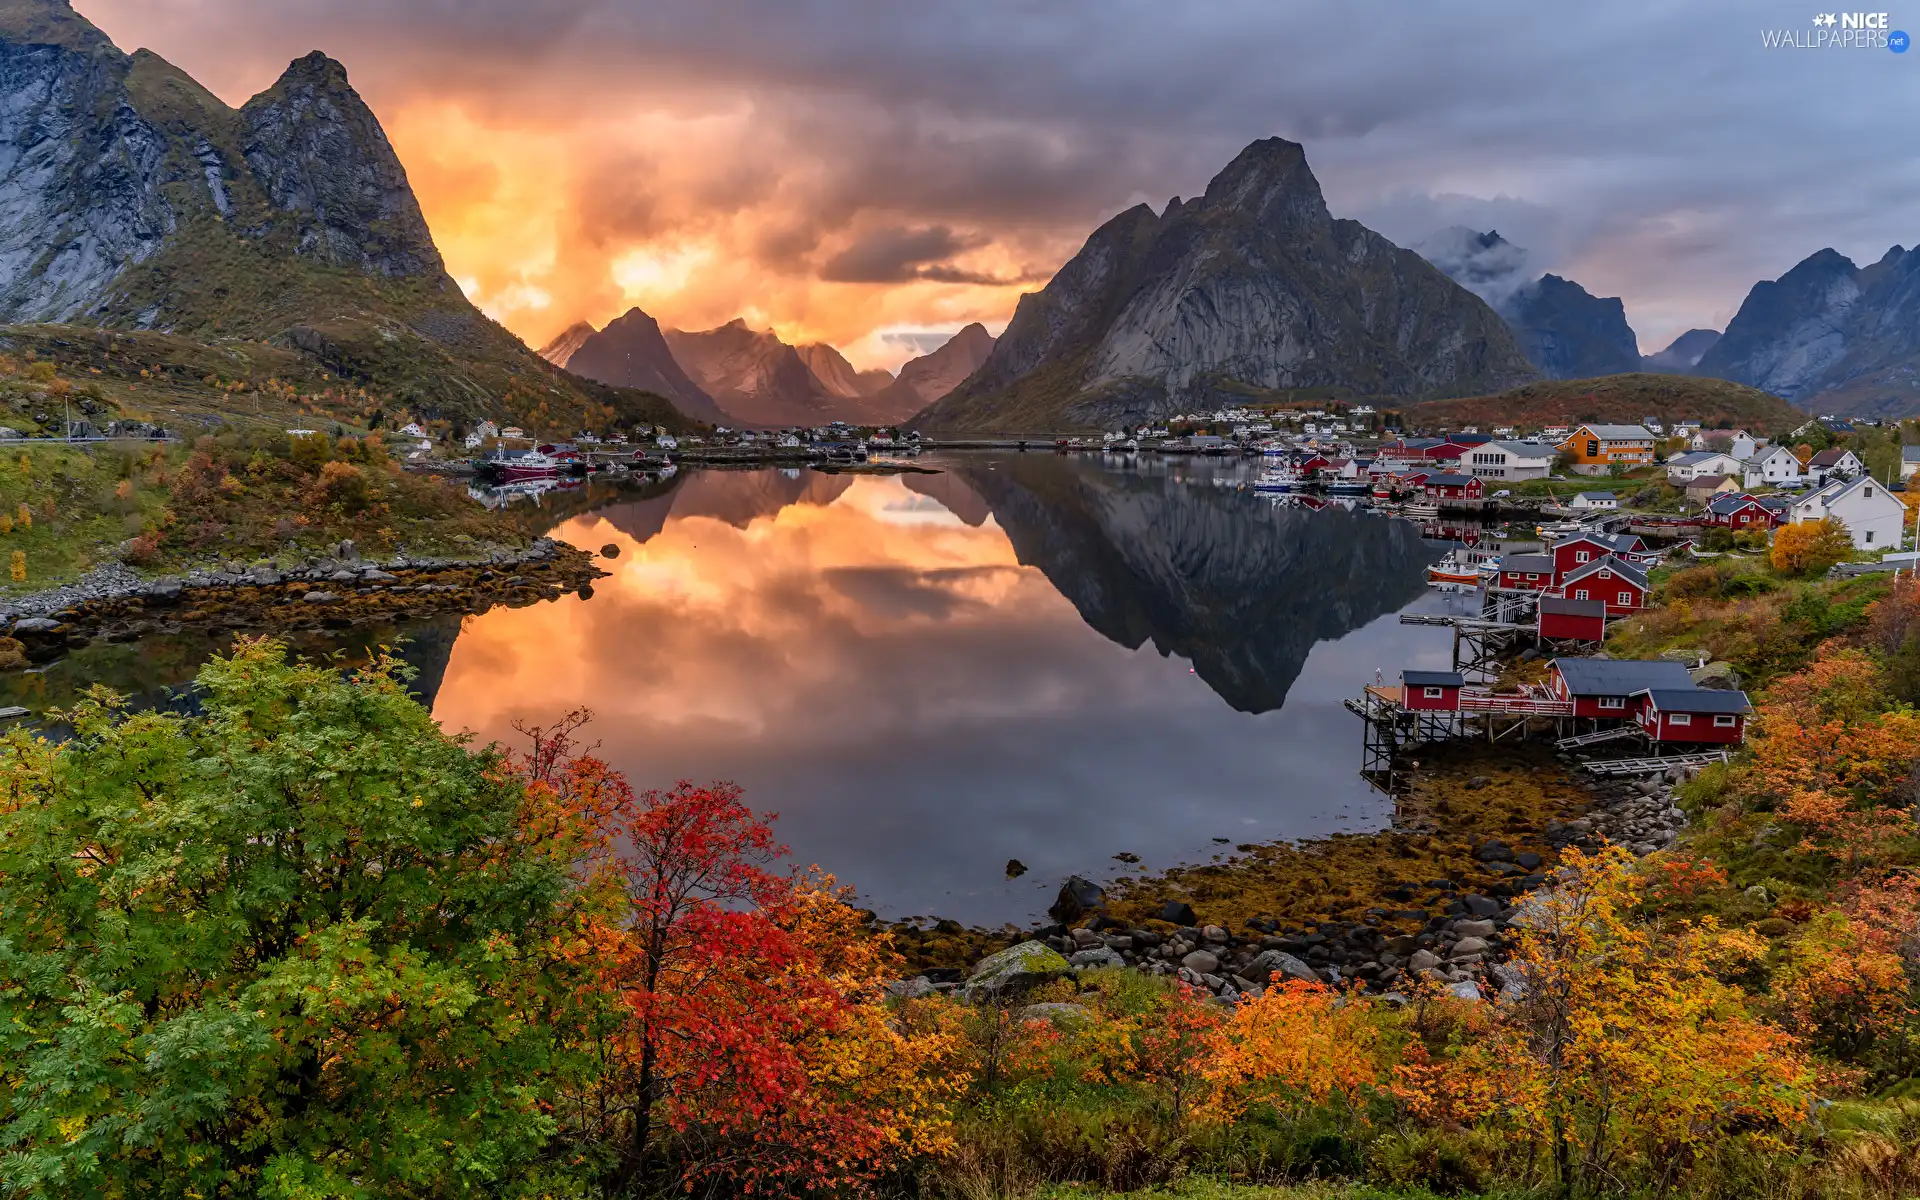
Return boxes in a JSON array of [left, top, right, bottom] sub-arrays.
[[1772, 517, 1853, 576], [0, 640, 592, 1198]]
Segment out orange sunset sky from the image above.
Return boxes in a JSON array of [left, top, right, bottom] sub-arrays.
[[67, 1, 1920, 371]]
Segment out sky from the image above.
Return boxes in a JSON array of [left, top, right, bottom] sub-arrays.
[[75, 0, 1920, 370]]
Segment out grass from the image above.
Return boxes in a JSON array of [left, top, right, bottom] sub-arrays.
[[1035, 1183, 1508, 1200]]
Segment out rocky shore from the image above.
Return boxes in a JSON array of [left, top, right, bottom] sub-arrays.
[[0, 538, 605, 668], [899, 756, 1697, 1008]]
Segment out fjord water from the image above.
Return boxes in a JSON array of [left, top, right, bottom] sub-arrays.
[[11, 454, 1462, 925]]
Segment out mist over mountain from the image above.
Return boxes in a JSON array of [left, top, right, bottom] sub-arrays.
[[918, 138, 1535, 431], [1417, 230, 1641, 381]]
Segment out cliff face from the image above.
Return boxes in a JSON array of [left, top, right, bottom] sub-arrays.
[[1693, 245, 1920, 415], [0, 0, 693, 431], [1642, 328, 1721, 373], [664, 319, 840, 427], [917, 139, 1536, 431], [945, 454, 1438, 712], [1501, 274, 1643, 380]]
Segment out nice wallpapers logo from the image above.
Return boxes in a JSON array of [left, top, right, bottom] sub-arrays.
[[1762, 11, 1911, 49]]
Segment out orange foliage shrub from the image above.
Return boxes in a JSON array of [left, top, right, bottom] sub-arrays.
[[1771, 518, 1852, 576]]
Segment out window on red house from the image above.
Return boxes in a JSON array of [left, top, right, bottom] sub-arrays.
[[1618, 591, 1631, 605], [1670, 713, 1692, 725]]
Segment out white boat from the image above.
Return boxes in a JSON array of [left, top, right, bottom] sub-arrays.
[[1252, 466, 1300, 493]]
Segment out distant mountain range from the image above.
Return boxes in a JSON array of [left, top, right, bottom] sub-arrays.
[[547, 311, 995, 428], [0, 0, 691, 432], [915, 138, 1537, 432], [1421, 227, 1920, 417]]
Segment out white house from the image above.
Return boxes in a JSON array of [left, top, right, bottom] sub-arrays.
[[1691, 429, 1759, 459], [1788, 474, 1908, 551], [1807, 447, 1865, 483], [1903, 445, 1920, 482], [1570, 491, 1619, 511], [655, 434, 679, 450], [399, 421, 427, 438], [1665, 450, 1744, 482], [1740, 445, 1802, 489], [463, 431, 484, 449], [1461, 440, 1556, 481]]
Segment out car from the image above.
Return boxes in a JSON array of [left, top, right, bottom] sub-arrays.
[[1492, 489, 1512, 498]]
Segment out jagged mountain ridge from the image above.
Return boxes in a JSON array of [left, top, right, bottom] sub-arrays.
[[795, 342, 892, 399], [538, 320, 597, 368], [946, 454, 1438, 713], [0, 0, 693, 431], [1419, 230, 1643, 381], [559, 308, 730, 425], [916, 138, 1537, 431], [1691, 244, 1920, 416]]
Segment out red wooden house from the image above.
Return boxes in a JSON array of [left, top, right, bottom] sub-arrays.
[[1548, 657, 1693, 719], [1298, 454, 1332, 474], [1549, 532, 1645, 581], [1558, 556, 1649, 615], [1537, 595, 1607, 642], [1705, 493, 1778, 530], [1633, 688, 1751, 744], [1402, 670, 1464, 711], [1495, 553, 1556, 590], [1423, 473, 1484, 501]]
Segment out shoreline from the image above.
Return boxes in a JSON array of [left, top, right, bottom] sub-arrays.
[[0, 537, 605, 668]]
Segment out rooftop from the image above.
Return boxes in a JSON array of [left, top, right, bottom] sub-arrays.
[[1637, 688, 1753, 714], [1553, 657, 1692, 696], [1539, 595, 1607, 618], [1403, 670, 1465, 687]]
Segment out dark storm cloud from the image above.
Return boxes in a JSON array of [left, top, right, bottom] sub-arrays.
[[77, 0, 1920, 351], [819, 225, 979, 283]]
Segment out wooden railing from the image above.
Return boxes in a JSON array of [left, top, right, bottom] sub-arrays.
[[1458, 688, 1575, 716]]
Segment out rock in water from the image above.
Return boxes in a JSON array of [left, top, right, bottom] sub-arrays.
[[1158, 900, 1198, 926], [915, 137, 1534, 431], [1048, 875, 1106, 923], [1004, 858, 1028, 879], [600, 544, 621, 559], [962, 941, 1072, 1001]]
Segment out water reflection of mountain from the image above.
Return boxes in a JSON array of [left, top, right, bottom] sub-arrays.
[[946, 455, 1440, 713], [594, 469, 854, 544]]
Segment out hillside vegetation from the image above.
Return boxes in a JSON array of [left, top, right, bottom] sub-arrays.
[[1405, 372, 1805, 433]]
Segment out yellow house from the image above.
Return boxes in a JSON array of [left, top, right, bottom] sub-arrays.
[[1557, 424, 1656, 475]]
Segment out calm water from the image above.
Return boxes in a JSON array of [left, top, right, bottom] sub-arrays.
[[11, 453, 1469, 925]]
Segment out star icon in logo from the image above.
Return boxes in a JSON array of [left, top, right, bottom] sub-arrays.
[[1813, 12, 1837, 25]]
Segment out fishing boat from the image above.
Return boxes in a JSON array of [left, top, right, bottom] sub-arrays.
[[477, 448, 563, 481], [1427, 549, 1483, 587], [1328, 479, 1369, 495]]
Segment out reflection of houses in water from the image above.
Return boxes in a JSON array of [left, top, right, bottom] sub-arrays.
[[467, 477, 585, 510]]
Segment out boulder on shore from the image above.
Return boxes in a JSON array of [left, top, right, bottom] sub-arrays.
[[963, 940, 1073, 1002], [1048, 875, 1106, 923]]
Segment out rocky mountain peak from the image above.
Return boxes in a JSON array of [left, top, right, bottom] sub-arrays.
[[0, 0, 117, 54], [1198, 136, 1328, 232], [537, 320, 597, 367]]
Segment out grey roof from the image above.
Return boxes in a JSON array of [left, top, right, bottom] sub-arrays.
[[1500, 553, 1555, 574], [1572, 424, 1655, 440], [1425, 473, 1474, 486], [1554, 530, 1639, 553], [1636, 688, 1753, 714], [1706, 492, 1764, 513], [1688, 474, 1735, 490], [1488, 440, 1556, 456], [1903, 445, 1920, 462], [1403, 670, 1464, 688], [1552, 657, 1694, 696], [1539, 595, 1606, 618], [1668, 451, 1719, 466], [1809, 447, 1854, 466], [1563, 556, 1649, 589]]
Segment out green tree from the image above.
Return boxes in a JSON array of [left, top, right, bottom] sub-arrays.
[[0, 641, 590, 1198]]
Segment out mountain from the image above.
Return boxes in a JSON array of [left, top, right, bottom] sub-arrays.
[[1500, 274, 1643, 380], [0, 0, 692, 433], [1418, 231, 1641, 381], [860, 323, 998, 424], [795, 342, 892, 398], [1641, 328, 1721, 373], [893, 323, 996, 405], [662, 319, 841, 427], [917, 139, 1536, 432], [538, 320, 597, 367], [561, 307, 729, 425], [1404, 373, 1804, 434], [942, 453, 1437, 713], [1691, 244, 1920, 416]]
